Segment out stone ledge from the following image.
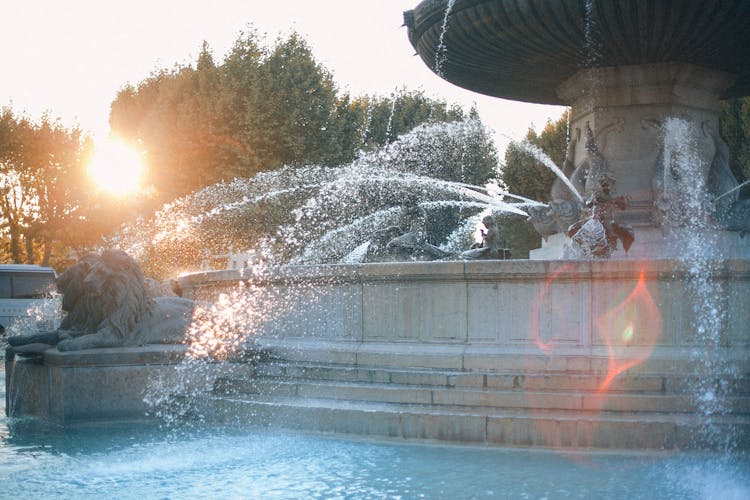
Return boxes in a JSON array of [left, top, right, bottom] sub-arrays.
[[255, 338, 750, 376], [177, 259, 750, 294], [6, 344, 193, 423], [42, 344, 187, 367]]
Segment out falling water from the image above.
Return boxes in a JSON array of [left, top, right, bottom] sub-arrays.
[[661, 117, 737, 450], [143, 266, 342, 426], [385, 96, 397, 142], [341, 240, 371, 263], [360, 100, 372, 148], [434, 0, 457, 78], [2, 295, 62, 415], [582, 0, 602, 94], [582, 0, 601, 67]]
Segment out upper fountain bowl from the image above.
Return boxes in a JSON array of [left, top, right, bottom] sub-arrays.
[[404, 0, 750, 105]]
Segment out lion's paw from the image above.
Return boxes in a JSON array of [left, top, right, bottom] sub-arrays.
[[56, 339, 77, 352]]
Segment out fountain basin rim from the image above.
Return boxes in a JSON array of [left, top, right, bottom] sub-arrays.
[[175, 259, 750, 290]]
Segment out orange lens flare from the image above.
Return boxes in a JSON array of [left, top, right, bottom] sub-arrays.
[[596, 269, 662, 392], [528, 264, 662, 452]]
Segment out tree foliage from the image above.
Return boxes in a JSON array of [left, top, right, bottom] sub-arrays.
[[3, 29, 497, 268], [498, 111, 569, 258], [719, 97, 750, 192], [500, 112, 568, 204], [109, 29, 481, 202], [0, 109, 98, 265]]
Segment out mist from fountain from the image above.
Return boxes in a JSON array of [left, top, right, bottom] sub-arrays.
[[115, 118, 533, 275]]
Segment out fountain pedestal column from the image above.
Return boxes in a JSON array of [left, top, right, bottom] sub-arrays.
[[531, 62, 750, 259]]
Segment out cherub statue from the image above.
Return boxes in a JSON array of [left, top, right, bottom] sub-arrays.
[[567, 172, 634, 258]]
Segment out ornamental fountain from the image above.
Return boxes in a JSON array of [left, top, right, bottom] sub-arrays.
[[4, 0, 750, 456], [405, 0, 750, 259]]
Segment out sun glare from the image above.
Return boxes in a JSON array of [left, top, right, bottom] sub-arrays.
[[88, 138, 144, 196]]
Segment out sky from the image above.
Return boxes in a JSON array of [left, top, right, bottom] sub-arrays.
[[1, 0, 566, 154]]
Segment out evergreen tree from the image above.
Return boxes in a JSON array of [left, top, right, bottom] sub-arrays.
[[499, 111, 569, 257], [109, 34, 482, 203], [247, 33, 338, 168], [361, 89, 466, 147], [719, 97, 750, 193]]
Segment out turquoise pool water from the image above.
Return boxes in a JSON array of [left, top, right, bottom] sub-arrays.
[[2, 368, 749, 499], [2, 419, 750, 499]]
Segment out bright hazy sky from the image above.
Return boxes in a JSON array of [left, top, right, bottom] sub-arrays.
[[2, 0, 565, 153]]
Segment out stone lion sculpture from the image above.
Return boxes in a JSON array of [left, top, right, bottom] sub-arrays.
[[54, 249, 195, 351], [8, 250, 196, 354]]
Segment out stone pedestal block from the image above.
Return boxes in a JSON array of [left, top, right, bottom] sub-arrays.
[[5, 345, 187, 423]]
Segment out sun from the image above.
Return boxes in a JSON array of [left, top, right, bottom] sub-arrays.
[[88, 138, 145, 196]]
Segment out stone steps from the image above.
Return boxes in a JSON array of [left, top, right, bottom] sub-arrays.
[[199, 394, 750, 450], [246, 360, 750, 395], [254, 338, 750, 377], [215, 373, 750, 415], [200, 344, 750, 450]]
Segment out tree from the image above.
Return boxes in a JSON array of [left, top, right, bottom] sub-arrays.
[[360, 89, 466, 147], [245, 33, 338, 169], [0, 108, 93, 265], [719, 97, 750, 192], [498, 111, 569, 257], [110, 53, 252, 200], [110, 31, 340, 200], [109, 30, 484, 204], [500, 112, 568, 204]]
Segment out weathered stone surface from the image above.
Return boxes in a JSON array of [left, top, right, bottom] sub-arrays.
[[6, 345, 189, 423], [173, 260, 750, 450]]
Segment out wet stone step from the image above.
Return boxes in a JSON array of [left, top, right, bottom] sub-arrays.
[[212, 377, 750, 414], [222, 360, 750, 395], [196, 394, 750, 451], [252, 362, 664, 391]]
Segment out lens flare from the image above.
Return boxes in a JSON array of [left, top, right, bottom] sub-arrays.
[[622, 324, 634, 342], [88, 138, 144, 196], [597, 269, 662, 392], [528, 264, 663, 452]]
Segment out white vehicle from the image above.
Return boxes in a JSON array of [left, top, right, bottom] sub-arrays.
[[0, 264, 59, 335]]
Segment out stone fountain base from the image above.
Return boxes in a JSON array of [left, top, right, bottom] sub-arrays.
[[176, 259, 750, 450], [531, 228, 750, 260], [7, 260, 750, 450], [199, 339, 750, 449]]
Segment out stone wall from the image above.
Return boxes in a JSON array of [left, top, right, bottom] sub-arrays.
[[176, 259, 750, 371]]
